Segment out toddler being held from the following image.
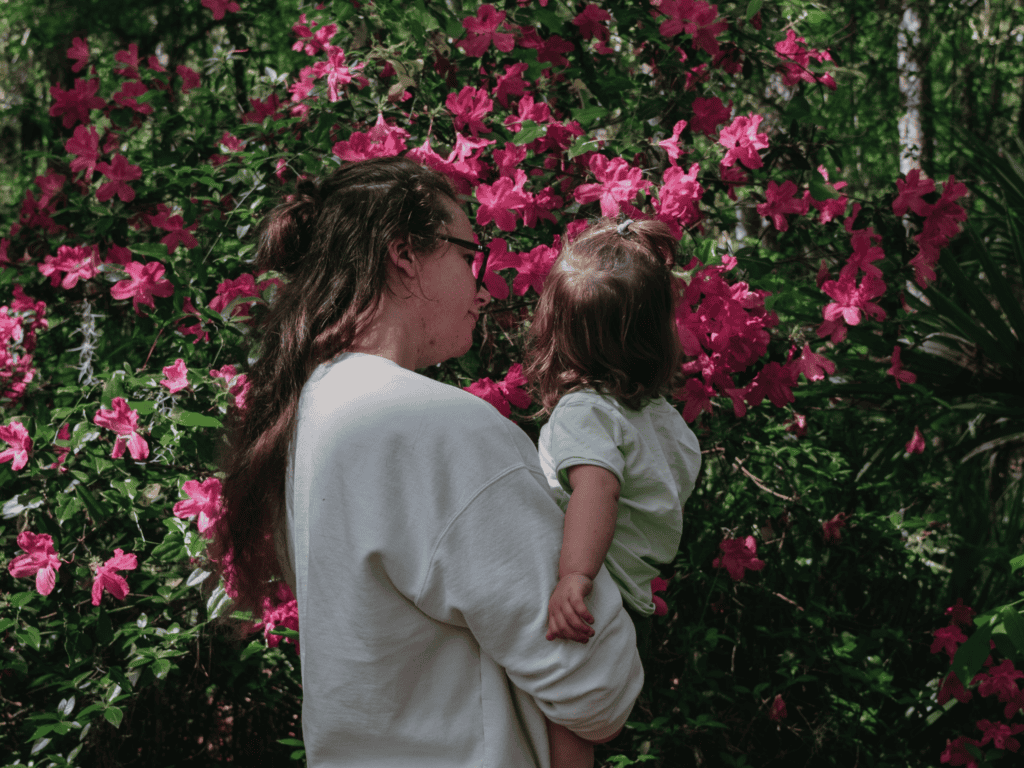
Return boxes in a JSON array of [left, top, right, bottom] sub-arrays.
[[522, 217, 702, 768]]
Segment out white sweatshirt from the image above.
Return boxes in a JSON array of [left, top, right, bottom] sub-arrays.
[[280, 352, 643, 767]]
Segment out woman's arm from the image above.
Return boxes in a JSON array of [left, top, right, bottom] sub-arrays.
[[558, 464, 620, 581]]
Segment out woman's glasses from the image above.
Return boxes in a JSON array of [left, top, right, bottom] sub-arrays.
[[439, 235, 489, 291]]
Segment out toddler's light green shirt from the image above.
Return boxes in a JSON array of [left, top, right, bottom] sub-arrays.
[[539, 390, 702, 616]]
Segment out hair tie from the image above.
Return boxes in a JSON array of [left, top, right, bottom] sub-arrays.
[[617, 218, 634, 235]]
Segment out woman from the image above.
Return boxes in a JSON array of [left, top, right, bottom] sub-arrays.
[[210, 157, 642, 767]]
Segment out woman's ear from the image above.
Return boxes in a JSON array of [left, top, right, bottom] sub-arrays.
[[387, 238, 419, 280]]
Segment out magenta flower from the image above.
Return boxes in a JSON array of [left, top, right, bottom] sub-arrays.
[[95, 154, 142, 203], [49, 78, 105, 129], [161, 358, 190, 394], [887, 346, 917, 389], [147, 204, 199, 254], [91, 548, 138, 606], [331, 114, 410, 161], [822, 512, 847, 544], [892, 168, 935, 217], [757, 180, 809, 232], [310, 47, 364, 102], [768, 694, 787, 721], [0, 421, 31, 471], [790, 343, 835, 383], [173, 477, 223, 534], [113, 43, 141, 79], [931, 625, 968, 660], [8, 532, 62, 595], [511, 243, 559, 296], [719, 114, 769, 170], [459, 4, 515, 58], [476, 176, 528, 232], [93, 397, 149, 461], [202, 0, 240, 21], [110, 261, 175, 315], [38, 244, 100, 289], [446, 86, 494, 137], [651, 576, 669, 616], [493, 62, 529, 108], [940, 736, 982, 767], [67, 37, 89, 73], [574, 155, 651, 217], [465, 364, 531, 417], [292, 14, 338, 56], [655, 161, 703, 237], [65, 125, 101, 182], [51, 423, 71, 473], [176, 65, 201, 93], [906, 426, 925, 454], [691, 96, 731, 136], [977, 719, 1024, 752], [937, 670, 974, 705], [978, 660, 1024, 702], [112, 81, 153, 115], [946, 599, 976, 628], [712, 536, 766, 581]]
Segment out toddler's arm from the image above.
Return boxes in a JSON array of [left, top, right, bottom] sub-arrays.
[[546, 464, 620, 643]]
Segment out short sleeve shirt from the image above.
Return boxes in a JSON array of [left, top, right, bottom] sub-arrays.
[[538, 390, 702, 615]]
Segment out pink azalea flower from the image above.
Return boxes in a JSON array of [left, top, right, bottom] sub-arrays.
[[712, 536, 766, 581], [446, 86, 494, 137], [91, 548, 138, 606], [937, 671, 974, 705], [768, 694, 787, 721], [0, 421, 31, 471], [822, 512, 846, 544], [67, 37, 89, 73], [112, 80, 153, 114], [93, 397, 149, 461], [252, 582, 300, 651], [691, 95, 732, 136], [573, 4, 612, 52], [931, 624, 968, 660], [310, 47, 364, 102], [49, 78, 106, 129], [459, 4, 515, 58], [946, 599, 976, 628], [38, 244, 100, 289], [113, 43, 141, 79], [492, 142, 528, 178], [719, 114, 769, 170], [511, 243, 559, 296], [476, 176, 528, 231], [331, 114, 410, 161], [209, 273, 263, 319], [887, 346, 917, 389], [574, 155, 651, 217], [242, 93, 285, 123], [8, 532, 61, 595], [95, 154, 142, 204], [173, 477, 223, 534], [651, 576, 669, 616], [110, 260, 175, 315], [906, 426, 925, 454], [292, 14, 338, 56], [176, 65, 201, 94], [657, 120, 689, 166], [977, 660, 1024, 702], [202, 0, 241, 21], [51, 423, 71, 472], [65, 125, 101, 182], [161, 358, 190, 393], [821, 271, 887, 327], [977, 719, 1024, 752], [464, 363, 531, 417], [492, 62, 529, 108], [790, 343, 835, 382], [757, 180, 809, 231], [105, 243, 133, 266], [892, 168, 935, 217], [655, 162, 703, 237], [685, 1, 728, 56], [940, 736, 982, 767], [147, 204, 199, 254]]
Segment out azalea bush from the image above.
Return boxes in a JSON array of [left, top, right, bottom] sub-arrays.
[[1, 0, 1022, 765]]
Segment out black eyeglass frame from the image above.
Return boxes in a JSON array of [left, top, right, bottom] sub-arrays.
[[439, 235, 488, 291]]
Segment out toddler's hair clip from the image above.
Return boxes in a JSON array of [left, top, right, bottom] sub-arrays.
[[617, 218, 634, 235]]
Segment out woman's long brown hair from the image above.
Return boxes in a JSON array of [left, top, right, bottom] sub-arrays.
[[208, 157, 457, 624]]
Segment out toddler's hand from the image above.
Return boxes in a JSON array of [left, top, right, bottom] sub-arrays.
[[546, 573, 595, 643]]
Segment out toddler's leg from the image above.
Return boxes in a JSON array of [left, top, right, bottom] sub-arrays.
[[546, 716, 594, 768]]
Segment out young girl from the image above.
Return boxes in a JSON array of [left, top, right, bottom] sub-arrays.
[[522, 217, 703, 768]]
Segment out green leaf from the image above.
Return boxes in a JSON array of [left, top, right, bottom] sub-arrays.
[[126, 400, 156, 416], [951, 621, 994, 688], [568, 136, 599, 160], [16, 626, 41, 651], [998, 606, 1024, 654], [571, 106, 608, 127], [240, 640, 265, 661], [166, 408, 222, 428], [76, 485, 108, 521], [806, 9, 830, 25], [277, 738, 305, 747], [0, 618, 15, 633], [129, 243, 170, 260], [512, 120, 546, 146], [746, 0, 763, 20], [1011, 554, 1024, 574], [104, 706, 123, 729], [10, 591, 36, 608], [808, 170, 839, 200]]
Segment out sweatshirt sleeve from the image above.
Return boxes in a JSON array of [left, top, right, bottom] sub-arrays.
[[414, 443, 643, 742]]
